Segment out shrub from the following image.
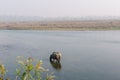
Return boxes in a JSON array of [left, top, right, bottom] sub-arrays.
[[0, 56, 55, 80]]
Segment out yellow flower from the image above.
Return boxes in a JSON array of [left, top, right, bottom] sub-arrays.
[[35, 60, 42, 70], [0, 77, 3, 80], [0, 64, 6, 75]]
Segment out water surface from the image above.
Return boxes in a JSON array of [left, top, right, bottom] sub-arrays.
[[0, 30, 120, 80]]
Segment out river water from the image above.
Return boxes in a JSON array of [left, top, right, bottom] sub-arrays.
[[0, 30, 120, 80]]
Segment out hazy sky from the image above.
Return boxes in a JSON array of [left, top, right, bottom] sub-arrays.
[[0, 0, 120, 17]]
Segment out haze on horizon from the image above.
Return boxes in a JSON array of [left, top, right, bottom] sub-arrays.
[[0, 0, 120, 17]]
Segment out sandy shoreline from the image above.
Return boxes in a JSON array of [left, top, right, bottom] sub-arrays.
[[0, 20, 120, 30]]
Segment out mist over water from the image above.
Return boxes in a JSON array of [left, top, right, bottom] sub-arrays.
[[0, 30, 120, 80]]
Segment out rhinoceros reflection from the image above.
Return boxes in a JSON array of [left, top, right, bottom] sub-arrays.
[[50, 52, 62, 70], [50, 61, 62, 70]]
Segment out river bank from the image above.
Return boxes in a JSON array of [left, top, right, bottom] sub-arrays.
[[0, 20, 120, 30]]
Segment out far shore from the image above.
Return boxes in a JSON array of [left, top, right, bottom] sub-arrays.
[[1, 20, 120, 31]]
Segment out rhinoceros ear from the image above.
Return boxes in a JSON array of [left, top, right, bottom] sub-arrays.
[[59, 52, 62, 57], [57, 52, 62, 57]]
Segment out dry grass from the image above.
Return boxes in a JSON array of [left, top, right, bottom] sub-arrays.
[[1, 20, 120, 30]]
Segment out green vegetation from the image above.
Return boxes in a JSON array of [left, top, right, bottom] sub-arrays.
[[0, 56, 55, 80], [0, 64, 7, 80]]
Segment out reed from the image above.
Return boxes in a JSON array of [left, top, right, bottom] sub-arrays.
[[0, 56, 55, 80]]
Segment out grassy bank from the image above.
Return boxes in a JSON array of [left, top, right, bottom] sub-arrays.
[[1, 20, 120, 30]]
